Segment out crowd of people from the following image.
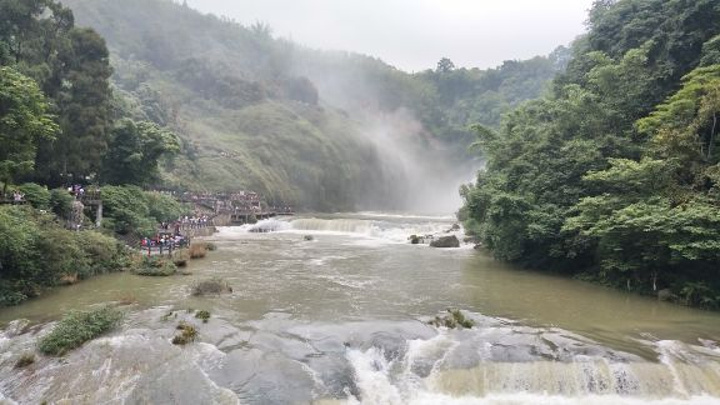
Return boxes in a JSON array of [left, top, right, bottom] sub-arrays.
[[145, 214, 212, 253], [140, 232, 188, 254]]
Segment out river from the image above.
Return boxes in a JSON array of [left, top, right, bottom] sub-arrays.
[[1, 213, 720, 404]]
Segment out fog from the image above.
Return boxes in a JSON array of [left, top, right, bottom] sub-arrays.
[[358, 110, 481, 215], [185, 0, 593, 72]]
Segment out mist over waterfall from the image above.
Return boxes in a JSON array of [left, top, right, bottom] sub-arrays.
[[353, 109, 479, 215]]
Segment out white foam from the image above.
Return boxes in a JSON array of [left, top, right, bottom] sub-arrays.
[[341, 337, 720, 405], [287, 217, 461, 245]]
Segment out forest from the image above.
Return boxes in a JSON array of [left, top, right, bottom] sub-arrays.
[[460, 0, 720, 308]]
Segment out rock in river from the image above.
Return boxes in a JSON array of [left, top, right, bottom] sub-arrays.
[[430, 235, 460, 248]]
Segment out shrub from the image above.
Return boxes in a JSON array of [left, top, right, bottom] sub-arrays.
[[172, 321, 197, 345], [100, 186, 155, 236], [428, 309, 474, 329], [189, 243, 207, 259], [133, 256, 177, 276], [0, 207, 43, 301], [38, 307, 124, 356], [204, 242, 218, 251], [34, 227, 89, 282], [172, 249, 190, 267], [191, 278, 232, 296], [0, 205, 134, 307], [49, 188, 74, 219], [194, 310, 211, 323], [18, 183, 51, 210], [74, 231, 129, 276]]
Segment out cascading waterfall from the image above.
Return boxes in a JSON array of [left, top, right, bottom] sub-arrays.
[[232, 215, 459, 244], [342, 330, 720, 405]]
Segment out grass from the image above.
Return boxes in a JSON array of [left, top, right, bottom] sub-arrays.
[[190, 278, 232, 296], [38, 307, 124, 356], [172, 321, 198, 345], [194, 310, 211, 323], [133, 256, 178, 276]]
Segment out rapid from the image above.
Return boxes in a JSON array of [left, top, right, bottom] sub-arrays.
[[1, 213, 720, 404]]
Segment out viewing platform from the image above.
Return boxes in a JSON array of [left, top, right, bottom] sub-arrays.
[[230, 208, 295, 224]]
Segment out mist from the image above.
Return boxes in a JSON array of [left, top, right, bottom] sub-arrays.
[[355, 109, 479, 215]]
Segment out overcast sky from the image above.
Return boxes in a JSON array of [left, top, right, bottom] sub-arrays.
[[184, 0, 595, 72]]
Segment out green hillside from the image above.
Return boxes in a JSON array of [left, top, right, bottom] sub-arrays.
[[63, 0, 563, 211]]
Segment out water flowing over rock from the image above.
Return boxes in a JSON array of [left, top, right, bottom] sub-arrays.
[[430, 235, 460, 248]]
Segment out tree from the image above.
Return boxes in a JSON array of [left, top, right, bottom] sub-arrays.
[[35, 27, 113, 183], [0, 67, 57, 191], [436, 57, 455, 74], [637, 65, 720, 184], [102, 119, 180, 186]]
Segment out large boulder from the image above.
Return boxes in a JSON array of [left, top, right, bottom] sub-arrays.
[[430, 235, 460, 248]]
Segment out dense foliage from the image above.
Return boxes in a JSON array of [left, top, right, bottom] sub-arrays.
[[0, 206, 131, 306], [0, 0, 181, 188], [461, 0, 720, 308], [0, 66, 57, 189], [101, 186, 185, 236]]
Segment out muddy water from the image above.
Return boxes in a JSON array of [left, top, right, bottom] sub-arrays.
[[1, 213, 720, 404]]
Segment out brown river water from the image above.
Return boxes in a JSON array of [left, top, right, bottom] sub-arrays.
[[1, 213, 720, 404]]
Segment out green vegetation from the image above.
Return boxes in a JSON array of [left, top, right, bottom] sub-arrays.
[[0, 206, 131, 306], [38, 306, 123, 355], [461, 0, 720, 308], [0, 66, 57, 190], [428, 309, 475, 329], [172, 321, 197, 345], [191, 278, 232, 296], [133, 255, 177, 277], [0, 0, 191, 305], [103, 119, 180, 187], [194, 310, 210, 323], [101, 186, 185, 236]]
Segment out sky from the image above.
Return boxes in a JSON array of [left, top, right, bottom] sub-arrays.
[[184, 0, 595, 72]]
